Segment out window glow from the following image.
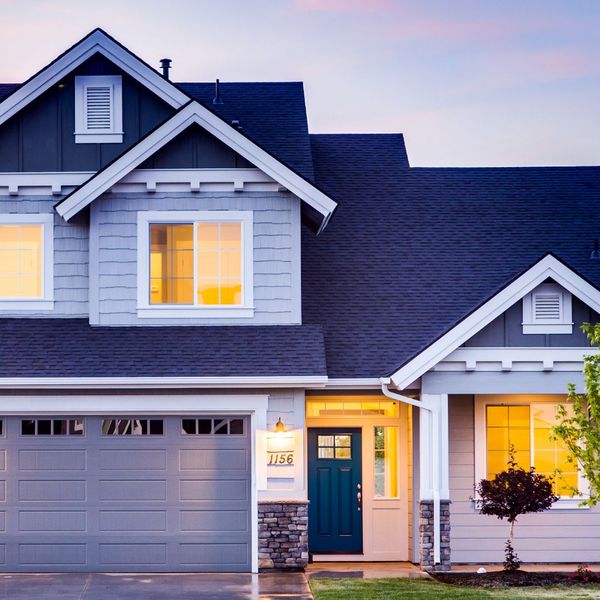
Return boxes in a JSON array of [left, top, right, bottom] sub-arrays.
[[374, 426, 399, 497], [149, 221, 242, 306], [0, 224, 43, 298], [486, 403, 578, 496]]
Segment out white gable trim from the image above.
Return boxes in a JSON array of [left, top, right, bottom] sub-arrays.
[[55, 101, 337, 223], [390, 254, 600, 389], [0, 29, 188, 127]]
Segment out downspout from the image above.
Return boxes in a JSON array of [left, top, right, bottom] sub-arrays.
[[380, 379, 441, 566]]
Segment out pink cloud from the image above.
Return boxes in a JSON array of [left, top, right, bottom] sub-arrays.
[[294, 0, 394, 15]]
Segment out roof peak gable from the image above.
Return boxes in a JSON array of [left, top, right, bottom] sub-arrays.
[[389, 254, 600, 389], [0, 28, 189, 127]]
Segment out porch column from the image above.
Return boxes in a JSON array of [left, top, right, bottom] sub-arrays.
[[418, 393, 451, 571]]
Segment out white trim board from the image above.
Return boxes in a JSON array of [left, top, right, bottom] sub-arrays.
[[0, 29, 188, 128], [391, 255, 600, 389], [55, 101, 337, 224]]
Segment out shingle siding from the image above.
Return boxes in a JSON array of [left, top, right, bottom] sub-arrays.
[[92, 191, 301, 326], [0, 196, 88, 317]]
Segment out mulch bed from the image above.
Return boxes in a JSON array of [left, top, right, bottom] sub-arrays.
[[434, 570, 587, 588]]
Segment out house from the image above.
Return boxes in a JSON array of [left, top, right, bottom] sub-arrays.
[[0, 28, 599, 573]]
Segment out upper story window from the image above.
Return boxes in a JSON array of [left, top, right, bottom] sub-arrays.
[[0, 214, 54, 311], [74, 75, 123, 144], [137, 211, 254, 319], [522, 283, 572, 334]]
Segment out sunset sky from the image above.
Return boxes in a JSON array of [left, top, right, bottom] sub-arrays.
[[1, 0, 598, 166]]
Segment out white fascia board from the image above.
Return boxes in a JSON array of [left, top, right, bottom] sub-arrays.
[[391, 254, 600, 389], [56, 101, 337, 222], [0, 376, 329, 390], [0, 30, 188, 127]]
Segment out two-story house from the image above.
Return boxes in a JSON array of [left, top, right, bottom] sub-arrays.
[[0, 29, 599, 573]]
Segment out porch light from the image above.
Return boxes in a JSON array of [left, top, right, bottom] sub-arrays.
[[274, 417, 286, 433]]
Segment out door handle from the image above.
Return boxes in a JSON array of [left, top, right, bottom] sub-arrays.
[[357, 483, 362, 512]]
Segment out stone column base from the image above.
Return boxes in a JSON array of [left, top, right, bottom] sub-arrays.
[[419, 499, 451, 571], [258, 500, 309, 571]]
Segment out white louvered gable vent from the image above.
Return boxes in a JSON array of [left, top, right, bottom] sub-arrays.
[[523, 283, 573, 334], [533, 292, 562, 321], [74, 75, 123, 143], [85, 86, 112, 130]]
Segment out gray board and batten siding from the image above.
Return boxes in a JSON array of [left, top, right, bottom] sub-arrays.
[[0, 197, 88, 318], [463, 295, 600, 348], [448, 395, 600, 563], [91, 191, 301, 326], [0, 415, 251, 572], [0, 54, 176, 173]]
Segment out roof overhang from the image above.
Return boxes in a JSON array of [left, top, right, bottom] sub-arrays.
[[0, 29, 189, 127], [390, 254, 600, 389], [55, 101, 337, 226]]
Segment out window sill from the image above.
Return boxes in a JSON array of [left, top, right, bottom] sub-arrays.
[[75, 132, 124, 144], [137, 305, 255, 319], [522, 323, 573, 334], [550, 499, 589, 510], [0, 299, 54, 311]]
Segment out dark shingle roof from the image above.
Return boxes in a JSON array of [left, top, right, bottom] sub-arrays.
[[0, 320, 326, 378], [0, 84, 18, 100], [304, 133, 600, 378]]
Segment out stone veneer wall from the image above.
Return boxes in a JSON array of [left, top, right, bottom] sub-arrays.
[[419, 500, 451, 571], [258, 500, 309, 570]]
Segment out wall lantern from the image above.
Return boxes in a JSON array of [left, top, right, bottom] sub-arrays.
[[274, 417, 287, 434]]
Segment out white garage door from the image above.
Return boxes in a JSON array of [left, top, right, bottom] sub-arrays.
[[0, 415, 251, 572]]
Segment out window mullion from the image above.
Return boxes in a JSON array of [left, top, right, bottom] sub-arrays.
[[530, 406, 534, 471], [217, 223, 222, 305], [193, 222, 198, 307]]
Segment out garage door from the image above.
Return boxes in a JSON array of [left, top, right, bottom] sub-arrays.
[[0, 415, 251, 572]]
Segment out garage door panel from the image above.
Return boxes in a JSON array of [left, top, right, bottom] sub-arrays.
[[19, 543, 87, 566], [179, 479, 248, 501], [99, 510, 167, 532], [3, 415, 251, 572], [99, 543, 167, 566], [180, 510, 249, 532], [19, 510, 86, 532], [99, 449, 167, 471], [179, 448, 248, 472], [19, 449, 87, 471], [0, 450, 6, 471], [99, 479, 167, 502], [19, 480, 86, 502]]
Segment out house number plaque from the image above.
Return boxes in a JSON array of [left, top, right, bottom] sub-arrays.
[[267, 451, 295, 466]]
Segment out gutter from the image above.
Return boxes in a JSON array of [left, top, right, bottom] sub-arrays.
[[380, 379, 442, 567]]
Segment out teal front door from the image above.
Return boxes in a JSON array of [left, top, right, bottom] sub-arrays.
[[308, 428, 363, 554]]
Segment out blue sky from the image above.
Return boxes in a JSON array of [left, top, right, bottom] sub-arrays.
[[1, 0, 599, 166]]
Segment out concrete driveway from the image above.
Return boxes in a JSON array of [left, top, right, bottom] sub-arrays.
[[0, 573, 313, 599]]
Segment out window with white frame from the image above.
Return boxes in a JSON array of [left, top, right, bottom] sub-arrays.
[[137, 211, 254, 318], [475, 396, 587, 504], [522, 283, 572, 334], [0, 214, 54, 310], [74, 75, 123, 143]]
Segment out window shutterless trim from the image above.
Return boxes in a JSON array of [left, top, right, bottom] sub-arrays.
[[136, 210, 254, 319], [0, 213, 54, 311]]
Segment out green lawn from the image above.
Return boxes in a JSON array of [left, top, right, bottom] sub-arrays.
[[310, 577, 600, 600]]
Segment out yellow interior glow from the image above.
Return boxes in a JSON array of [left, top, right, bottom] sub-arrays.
[[0, 224, 43, 299]]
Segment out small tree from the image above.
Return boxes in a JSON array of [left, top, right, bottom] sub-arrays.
[[475, 447, 558, 570], [553, 323, 600, 507]]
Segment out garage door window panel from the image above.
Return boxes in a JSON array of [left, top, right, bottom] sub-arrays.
[[21, 418, 84, 436], [101, 419, 164, 436]]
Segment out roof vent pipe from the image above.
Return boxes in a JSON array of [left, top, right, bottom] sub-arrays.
[[591, 239, 600, 260], [160, 58, 172, 80], [213, 78, 224, 104]]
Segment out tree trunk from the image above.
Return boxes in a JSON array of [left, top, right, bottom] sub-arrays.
[[509, 519, 515, 543]]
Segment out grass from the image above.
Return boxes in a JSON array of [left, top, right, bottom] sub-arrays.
[[309, 577, 600, 599]]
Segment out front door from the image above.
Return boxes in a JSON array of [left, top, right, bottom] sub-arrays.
[[308, 428, 363, 553]]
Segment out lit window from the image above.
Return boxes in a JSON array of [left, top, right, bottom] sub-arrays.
[[0, 224, 42, 298], [374, 426, 399, 498], [0, 215, 53, 309], [74, 75, 123, 143], [317, 434, 352, 460], [138, 211, 253, 317], [486, 404, 578, 496]]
